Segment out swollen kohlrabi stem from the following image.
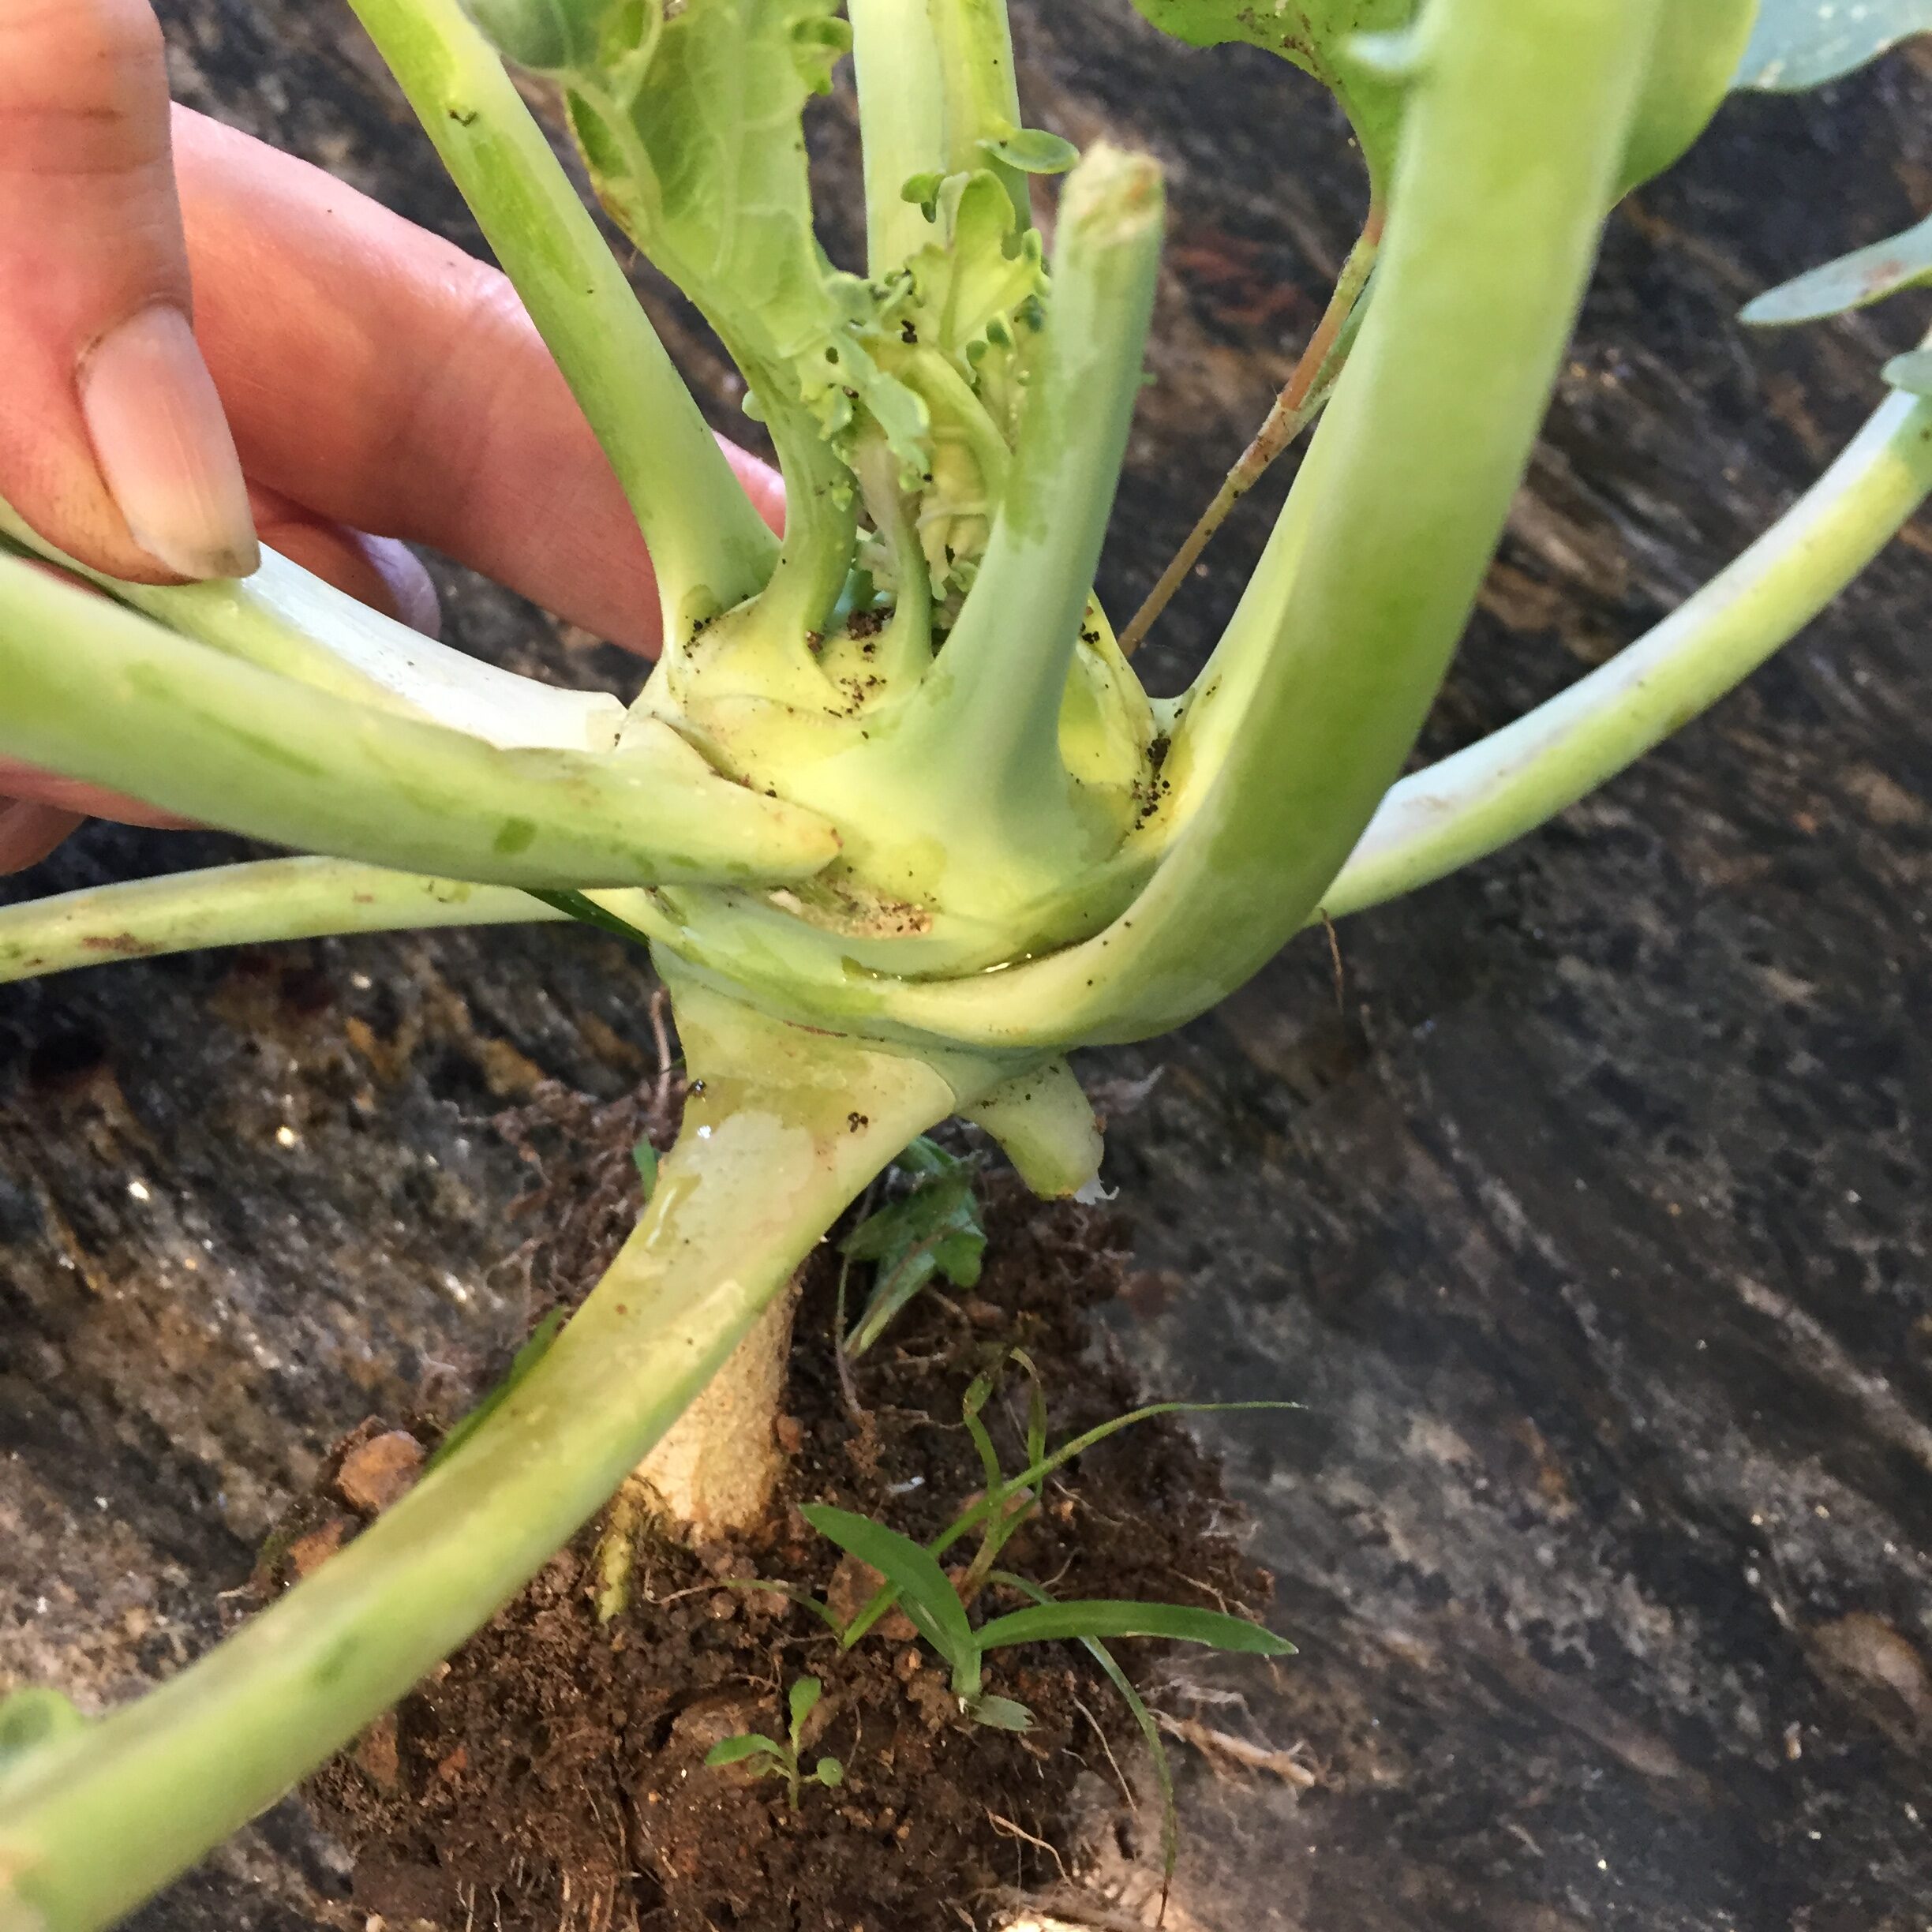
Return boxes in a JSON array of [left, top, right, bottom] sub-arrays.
[[17, 346, 1925, 1009], [345, 0, 778, 632], [852, 0, 949, 275], [0, 559, 838, 890], [666, 0, 1664, 1052], [875, 146, 1161, 867], [892, 0, 1661, 1047], [1320, 380, 1932, 919], [0, 981, 1019, 1932], [0, 499, 620, 753], [929, 0, 1028, 229]]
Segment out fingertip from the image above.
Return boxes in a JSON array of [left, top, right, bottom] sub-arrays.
[[721, 439, 787, 536], [0, 799, 85, 874], [0, 2, 257, 582]]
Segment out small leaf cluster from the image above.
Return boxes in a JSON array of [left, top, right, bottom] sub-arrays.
[[703, 1677, 844, 1809], [840, 1136, 987, 1357]]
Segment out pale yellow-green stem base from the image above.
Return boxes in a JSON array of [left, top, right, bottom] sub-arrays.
[[630, 1271, 803, 1535]]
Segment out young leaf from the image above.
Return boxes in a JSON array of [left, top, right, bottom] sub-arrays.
[[981, 128, 1079, 174], [800, 1503, 981, 1694], [838, 1399, 1300, 1652], [954, 1351, 1048, 1590], [788, 1676, 823, 1739], [542, 0, 927, 486], [973, 1599, 1296, 1658], [1018, 1350, 1049, 1472], [1741, 211, 1932, 328], [900, 170, 946, 219], [934, 1401, 1301, 1562], [704, 1732, 788, 1768], [867, 169, 1049, 605], [961, 1366, 1008, 1497], [992, 1571, 1178, 1907], [1123, 0, 1416, 200], [632, 1137, 659, 1198], [964, 1693, 1035, 1732], [813, 1755, 845, 1787], [841, 1137, 986, 1357], [1734, 0, 1932, 90], [1885, 348, 1932, 396]]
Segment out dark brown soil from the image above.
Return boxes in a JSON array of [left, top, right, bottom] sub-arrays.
[[274, 1077, 1274, 1932]]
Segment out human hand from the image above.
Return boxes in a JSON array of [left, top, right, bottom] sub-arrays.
[[0, 0, 782, 872]]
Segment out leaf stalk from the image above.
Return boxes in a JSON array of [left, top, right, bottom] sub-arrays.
[[346, 0, 777, 630]]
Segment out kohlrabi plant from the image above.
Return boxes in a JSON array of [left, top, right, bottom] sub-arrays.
[[2, 0, 1929, 1923]]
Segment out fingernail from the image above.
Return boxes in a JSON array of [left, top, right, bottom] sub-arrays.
[[360, 533, 444, 638], [79, 304, 260, 580]]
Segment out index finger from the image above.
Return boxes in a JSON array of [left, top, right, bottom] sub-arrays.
[[171, 107, 782, 656]]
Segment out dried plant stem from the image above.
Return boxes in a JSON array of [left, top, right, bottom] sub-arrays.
[[1118, 210, 1382, 656]]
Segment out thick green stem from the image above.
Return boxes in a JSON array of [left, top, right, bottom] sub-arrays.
[[0, 981, 1005, 1932], [0, 860, 564, 985], [346, 0, 777, 628], [874, 145, 1162, 872], [0, 560, 838, 890], [852, 0, 949, 274], [852, 434, 936, 683], [1318, 384, 1932, 919], [754, 403, 864, 650], [928, 0, 1028, 228], [0, 499, 619, 751]]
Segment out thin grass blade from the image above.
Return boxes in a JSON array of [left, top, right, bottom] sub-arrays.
[[800, 1503, 979, 1695], [974, 1601, 1294, 1657]]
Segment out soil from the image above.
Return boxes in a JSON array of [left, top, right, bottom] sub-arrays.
[[269, 1080, 1272, 1932]]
